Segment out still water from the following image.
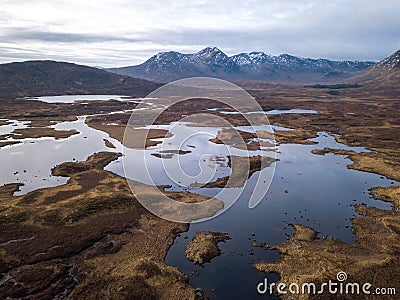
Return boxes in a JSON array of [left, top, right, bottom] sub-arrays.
[[165, 132, 394, 299]]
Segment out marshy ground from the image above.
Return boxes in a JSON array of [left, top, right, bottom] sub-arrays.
[[0, 82, 399, 299]]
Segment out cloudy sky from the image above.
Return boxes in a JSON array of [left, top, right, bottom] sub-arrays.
[[1, 0, 399, 67]]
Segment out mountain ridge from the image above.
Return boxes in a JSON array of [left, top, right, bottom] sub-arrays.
[[108, 47, 376, 83]]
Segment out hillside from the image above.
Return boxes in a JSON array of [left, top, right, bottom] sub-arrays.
[[0, 60, 161, 99], [350, 50, 400, 87], [108, 47, 375, 83]]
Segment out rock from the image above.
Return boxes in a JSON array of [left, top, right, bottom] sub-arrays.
[[251, 241, 266, 247], [195, 287, 203, 297]]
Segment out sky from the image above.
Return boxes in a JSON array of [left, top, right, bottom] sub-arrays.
[[0, 0, 399, 67]]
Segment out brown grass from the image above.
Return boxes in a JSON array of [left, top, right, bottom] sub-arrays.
[[0, 152, 219, 299]]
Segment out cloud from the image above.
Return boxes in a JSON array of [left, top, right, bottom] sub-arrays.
[[0, 0, 399, 66], [1, 29, 143, 43]]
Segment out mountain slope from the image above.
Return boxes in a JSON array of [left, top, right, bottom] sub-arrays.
[[0, 60, 161, 99], [351, 50, 400, 85], [108, 47, 375, 83]]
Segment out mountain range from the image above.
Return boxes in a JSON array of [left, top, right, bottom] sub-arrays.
[[0, 49, 398, 100], [108, 47, 376, 83]]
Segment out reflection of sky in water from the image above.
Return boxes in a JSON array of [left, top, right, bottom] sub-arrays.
[[0, 116, 119, 195], [0, 119, 30, 135], [166, 132, 396, 300], [117, 121, 276, 210], [24, 94, 156, 104], [208, 108, 318, 115], [0, 112, 275, 199]]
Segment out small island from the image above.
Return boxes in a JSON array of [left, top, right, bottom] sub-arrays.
[[185, 231, 231, 265]]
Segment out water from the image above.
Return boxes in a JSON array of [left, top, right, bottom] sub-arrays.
[[235, 125, 293, 133], [266, 109, 318, 115], [1, 95, 397, 299], [0, 116, 121, 195], [0, 96, 169, 194], [24, 95, 157, 104], [0, 119, 30, 136], [0, 116, 273, 196], [165, 133, 394, 299], [110, 123, 239, 187], [209, 108, 318, 115]]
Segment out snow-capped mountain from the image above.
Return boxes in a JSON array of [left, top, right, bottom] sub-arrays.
[[231, 52, 271, 66], [108, 47, 376, 83]]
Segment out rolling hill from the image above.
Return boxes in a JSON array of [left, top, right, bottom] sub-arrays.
[[0, 60, 161, 99]]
